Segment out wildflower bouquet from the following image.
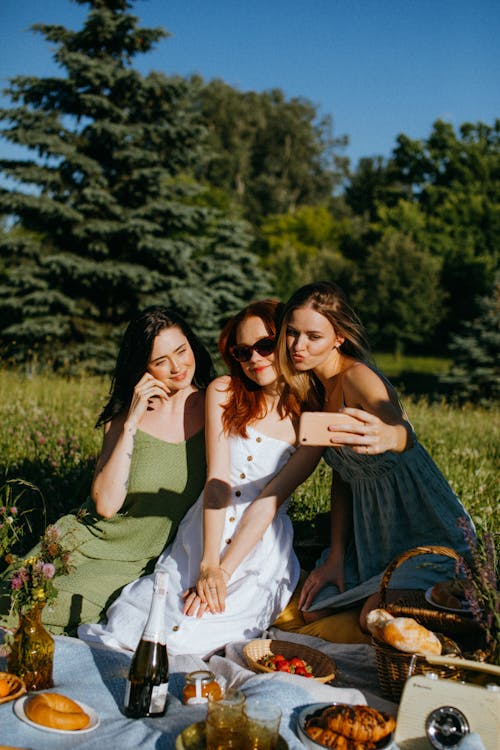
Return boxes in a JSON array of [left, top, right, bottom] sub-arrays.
[[457, 518, 500, 665], [9, 524, 74, 616]]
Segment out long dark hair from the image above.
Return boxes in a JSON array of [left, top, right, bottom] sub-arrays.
[[97, 306, 214, 426], [218, 299, 303, 437]]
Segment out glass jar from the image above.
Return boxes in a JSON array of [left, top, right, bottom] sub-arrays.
[[183, 670, 223, 705]]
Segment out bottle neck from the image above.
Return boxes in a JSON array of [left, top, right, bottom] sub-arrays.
[[142, 573, 168, 644]]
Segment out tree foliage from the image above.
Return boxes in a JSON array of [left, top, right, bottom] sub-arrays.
[[259, 205, 353, 301], [345, 120, 499, 347], [194, 79, 348, 225], [440, 278, 500, 405], [0, 0, 270, 372], [0, 1, 497, 367]]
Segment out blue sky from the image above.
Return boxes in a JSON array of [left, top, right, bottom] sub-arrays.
[[0, 0, 498, 168]]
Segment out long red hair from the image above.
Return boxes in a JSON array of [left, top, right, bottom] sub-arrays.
[[218, 299, 302, 437]]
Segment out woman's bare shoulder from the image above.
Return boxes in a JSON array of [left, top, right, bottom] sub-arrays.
[[342, 361, 382, 387], [343, 362, 403, 416], [207, 375, 231, 399], [341, 361, 392, 401], [208, 374, 231, 390]]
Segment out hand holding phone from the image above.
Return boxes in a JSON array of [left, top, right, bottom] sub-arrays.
[[298, 411, 354, 446]]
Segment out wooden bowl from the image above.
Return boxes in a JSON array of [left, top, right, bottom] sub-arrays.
[[243, 639, 336, 683], [0, 672, 26, 704]]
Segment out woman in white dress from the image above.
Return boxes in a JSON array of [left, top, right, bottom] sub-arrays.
[[79, 300, 321, 658]]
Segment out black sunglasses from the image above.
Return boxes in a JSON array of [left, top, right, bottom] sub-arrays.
[[230, 337, 276, 363]]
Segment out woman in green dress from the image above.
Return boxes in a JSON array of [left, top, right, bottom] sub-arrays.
[[0, 306, 214, 635]]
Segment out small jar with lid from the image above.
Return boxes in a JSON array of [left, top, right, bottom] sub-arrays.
[[183, 670, 223, 705]]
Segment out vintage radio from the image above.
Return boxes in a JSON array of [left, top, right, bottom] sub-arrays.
[[395, 666, 500, 750]]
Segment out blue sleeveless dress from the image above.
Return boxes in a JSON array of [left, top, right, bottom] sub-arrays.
[[308, 438, 474, 612]]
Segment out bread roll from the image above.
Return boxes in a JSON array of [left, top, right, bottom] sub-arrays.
[[25, 692, 90, 731], [322, 704, 396, 743], [431, 580, 464, 609], [382, 616, 442, 655], [305, 724, 375, 749], [365, 608, 395, 640]]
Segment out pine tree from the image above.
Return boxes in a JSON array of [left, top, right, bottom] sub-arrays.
[[440, 278, 500, 404], [0, 0, 270, 372]]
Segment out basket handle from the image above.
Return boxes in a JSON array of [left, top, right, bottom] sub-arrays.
[[378, 545, 472, 609]]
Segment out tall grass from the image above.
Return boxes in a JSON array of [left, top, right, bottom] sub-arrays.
[[1, 370, 498, 546]]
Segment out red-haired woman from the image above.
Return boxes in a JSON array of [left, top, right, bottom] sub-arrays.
[[79, 300, 321, 657]]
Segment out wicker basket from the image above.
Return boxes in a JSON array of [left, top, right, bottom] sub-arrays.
[[243, 639, 336, 683], [373, 545, 485, 702], [372, 637, 465, 702], [0, 671, 26, 704], [379, 545, 482, 639]]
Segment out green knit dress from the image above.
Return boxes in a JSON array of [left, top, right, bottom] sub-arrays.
[[0, 428, 206, 635]]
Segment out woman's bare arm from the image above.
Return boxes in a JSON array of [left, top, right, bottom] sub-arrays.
[[183, 377, 232, 616], [325, 364, 413, 454], [298, 469, 352, 612], [91, 373, 170, 518]]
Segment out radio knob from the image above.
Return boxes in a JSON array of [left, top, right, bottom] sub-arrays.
[[425, 706, 470, 749]]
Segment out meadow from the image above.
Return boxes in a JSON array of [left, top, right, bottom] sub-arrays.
[[0, 366, 498, 559]]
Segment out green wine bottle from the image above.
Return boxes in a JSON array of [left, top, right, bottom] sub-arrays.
[[123, 571, 169, 718]]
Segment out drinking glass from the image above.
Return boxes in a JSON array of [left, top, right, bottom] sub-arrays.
[[244, 698, 281, 749], [206, 689, 247, 750]]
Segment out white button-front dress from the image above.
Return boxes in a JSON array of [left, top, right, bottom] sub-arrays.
[[79, 427, 300, 658]]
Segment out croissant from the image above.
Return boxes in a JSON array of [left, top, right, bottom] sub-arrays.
[[305, 724, 376, 749], [322, 704, 396, 743]]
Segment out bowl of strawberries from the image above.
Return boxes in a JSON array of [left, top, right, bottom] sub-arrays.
[[243, 639, 336, 683]]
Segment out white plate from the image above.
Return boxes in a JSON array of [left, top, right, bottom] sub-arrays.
[[296, 703, 396, 750], [424, 586, 472, 616], [14, 694, 100, 735]]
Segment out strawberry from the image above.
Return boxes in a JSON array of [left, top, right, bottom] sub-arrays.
[[277, 661, 291, 672], [272, 654, 287, 664]]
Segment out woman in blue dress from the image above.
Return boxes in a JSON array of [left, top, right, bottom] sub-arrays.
[[277, 281, 475, 633]]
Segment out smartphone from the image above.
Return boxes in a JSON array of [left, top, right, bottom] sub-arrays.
[[298, 411, 353, 446]]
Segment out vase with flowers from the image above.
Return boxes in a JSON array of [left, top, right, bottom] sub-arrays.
[[5, 524, 73, 690]]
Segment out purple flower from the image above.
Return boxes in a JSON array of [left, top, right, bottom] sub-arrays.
[[11, 574, 23, 590], [42, 563, 56, 579]]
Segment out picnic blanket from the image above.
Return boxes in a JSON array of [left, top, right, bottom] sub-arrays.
[[1, 628, 397, 749]]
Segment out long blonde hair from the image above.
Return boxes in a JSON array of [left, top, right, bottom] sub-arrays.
[[277, 281, 372, 405]]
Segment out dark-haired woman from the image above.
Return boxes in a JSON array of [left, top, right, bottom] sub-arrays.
[[0, 306, 214, 635], [79, 300, 322, 658]]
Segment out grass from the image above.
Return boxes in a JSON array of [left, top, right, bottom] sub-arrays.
[[0, 368, 498, 555], [374, 353, 452, 377]]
